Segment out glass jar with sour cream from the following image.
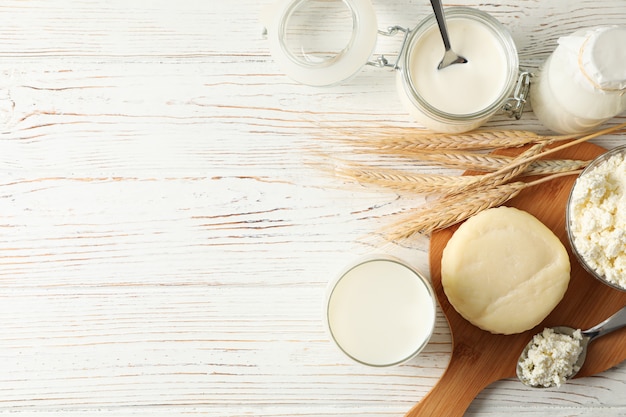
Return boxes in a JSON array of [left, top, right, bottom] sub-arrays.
[[396, 7, 524, 133], [261, 1, 529, 133]]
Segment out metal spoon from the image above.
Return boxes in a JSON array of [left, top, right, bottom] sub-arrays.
[[517, 306, 626, 388], [429, 0, 468, 70]]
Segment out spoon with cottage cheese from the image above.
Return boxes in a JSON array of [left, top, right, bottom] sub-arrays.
[[516, 306, 626, 388]]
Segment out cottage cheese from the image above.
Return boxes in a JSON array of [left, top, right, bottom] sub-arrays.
[[519, 328, 583, 387], [569, 151, 626, 289]]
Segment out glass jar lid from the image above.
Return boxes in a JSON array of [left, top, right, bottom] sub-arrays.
[[261, 0, 378, 86]]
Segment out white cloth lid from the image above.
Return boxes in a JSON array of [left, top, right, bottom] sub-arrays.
[[559, 26, 626, 91], [261, 0, 378, 87]]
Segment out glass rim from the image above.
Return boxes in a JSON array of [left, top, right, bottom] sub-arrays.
[[278, 0, 358, 69], [325, 255, 437, 367]]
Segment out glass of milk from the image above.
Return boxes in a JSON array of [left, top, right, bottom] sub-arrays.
[[396, 7, 521, 133], [325, 256, 436, 367]]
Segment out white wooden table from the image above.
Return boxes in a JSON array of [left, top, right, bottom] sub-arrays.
[[0, 1, 625, 416]]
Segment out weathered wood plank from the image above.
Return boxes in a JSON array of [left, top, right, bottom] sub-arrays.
[[0, 0, 624, 416]]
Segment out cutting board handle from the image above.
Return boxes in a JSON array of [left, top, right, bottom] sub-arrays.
[[404, 343, 500, 417]]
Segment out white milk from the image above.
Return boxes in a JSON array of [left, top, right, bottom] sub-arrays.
[[531, 26, 626, 134], [407, 17, 509, 115], [326, 259, 435, 366]]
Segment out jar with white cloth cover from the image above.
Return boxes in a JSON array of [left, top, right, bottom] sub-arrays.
[[261, 0, 529, 133], [530, 26, 626, 134]]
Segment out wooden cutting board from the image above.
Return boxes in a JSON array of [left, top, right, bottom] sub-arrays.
[[404, 142, 626, 417]]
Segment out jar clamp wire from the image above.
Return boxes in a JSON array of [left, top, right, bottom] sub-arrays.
[[261, 1, 530, 132]]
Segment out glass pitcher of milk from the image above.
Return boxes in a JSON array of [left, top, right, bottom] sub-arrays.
[[261, 1, 529, 133], [531, 26, 626, 134]]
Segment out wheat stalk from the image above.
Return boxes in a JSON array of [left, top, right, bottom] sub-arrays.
[[487, 122, 626, 179], [336, 166, 480, 194], [317, 122, 626, 241], [457, 143, 545, 192], [334, 143, 583, 195], [335, 143, 543, 195], [353, 147, 589, 174], [386, 122, 626, 239], [335, 158, 588, 195], [346, 128, 575, 151], [525, 159, 589, 175], [376, 148, 527, 171], [386, 170, 583, 240]]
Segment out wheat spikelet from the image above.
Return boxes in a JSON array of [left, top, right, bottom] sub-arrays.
[[485, 122, 626, 176], [525, 159, 589, 175], [386, 182, 528, 239], [334, 144, 587, 195], [347, 128, 572, 151], [488, 143, 544, 182], [352, 147, 590, 174], [316, 122, 626, 241], [336, 165, 480, 194], [386, 170, 582, 240], [335, 160, 588, 195], [310, 151, 476, 194], [450, 143, 545, 194], [381, 149, 516, 171]]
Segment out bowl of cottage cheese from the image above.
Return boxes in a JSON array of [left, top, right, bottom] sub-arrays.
[[566, 144, 626, 291]]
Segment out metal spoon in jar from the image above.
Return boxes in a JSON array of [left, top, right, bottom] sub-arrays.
[[516, 306, 626, 388], [429, 0, 468, 70]]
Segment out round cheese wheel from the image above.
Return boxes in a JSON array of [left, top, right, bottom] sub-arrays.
[[441, 206, 570, 335]]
